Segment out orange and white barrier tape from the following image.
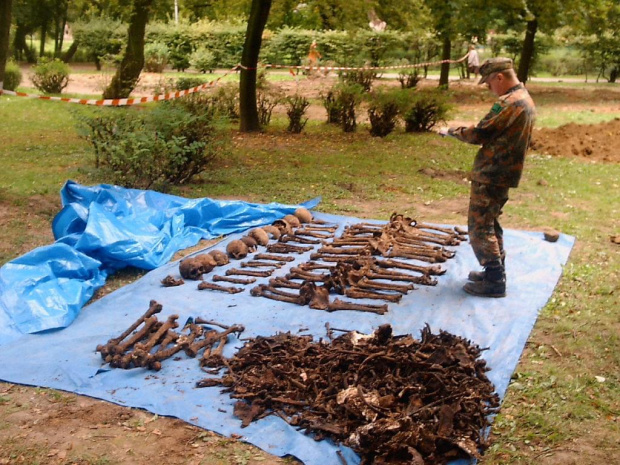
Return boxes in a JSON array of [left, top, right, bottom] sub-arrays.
[[240, 53, 470, 73], [0, 66, 239, 106]]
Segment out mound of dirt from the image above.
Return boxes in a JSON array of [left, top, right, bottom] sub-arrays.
[[530, 118, 620, 163]]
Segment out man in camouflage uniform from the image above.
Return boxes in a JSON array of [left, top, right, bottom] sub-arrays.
[[442, 58, 536, 297]]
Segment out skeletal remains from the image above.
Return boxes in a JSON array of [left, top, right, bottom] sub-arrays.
[[95, 300, 244, 371], [203, 324, 499, 464]]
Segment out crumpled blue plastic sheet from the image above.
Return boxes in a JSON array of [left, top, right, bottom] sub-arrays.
[[0, 180, 319, 335], [0, 206, 575, 465]]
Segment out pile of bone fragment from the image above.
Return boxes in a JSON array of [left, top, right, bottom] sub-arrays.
[[197, 324, 500, 465], [96, 300, 244, 371], [162, 208, 467, 314]]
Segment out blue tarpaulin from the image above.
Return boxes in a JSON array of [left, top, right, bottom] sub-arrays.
[[0, 180, 319, 335], [0, 183, 574, 464]]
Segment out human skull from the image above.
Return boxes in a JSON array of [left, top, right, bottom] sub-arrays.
[[226, 239, 249, 259]]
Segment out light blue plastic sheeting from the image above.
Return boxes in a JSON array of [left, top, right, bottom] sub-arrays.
[[0, 181, 319, 335], [0, 209, 575, 465]]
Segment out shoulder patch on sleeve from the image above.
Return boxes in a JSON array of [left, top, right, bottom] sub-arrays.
[[491, 103, 503, 114]]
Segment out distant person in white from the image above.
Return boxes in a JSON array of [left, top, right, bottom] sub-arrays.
[[467, 45, 480, 79]]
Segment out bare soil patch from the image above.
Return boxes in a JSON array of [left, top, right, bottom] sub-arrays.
[[531, 118, 620, 163]]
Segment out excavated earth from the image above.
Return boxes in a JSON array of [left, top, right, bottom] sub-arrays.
[[531, 118, 620, 163]]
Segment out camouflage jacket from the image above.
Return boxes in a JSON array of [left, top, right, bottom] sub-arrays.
[[449, 84, 536, 187]]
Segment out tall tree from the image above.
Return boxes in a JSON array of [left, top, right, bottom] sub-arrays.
[[103, 0, 154, 99], [239, 0, 271, 132], [0, 0, 12, 91]]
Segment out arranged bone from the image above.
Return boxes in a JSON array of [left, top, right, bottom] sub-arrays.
[[161, 275, 185, 287], [250, 284, 306, 304], [374, 258, 445, 276], [298, 224, 338, 233], [283, 214, 302, 228], [249, 228, 270, 246], [269, 277, 303, 289], [226, 240, 249, 259], [328, 298, 388, 315], [298, 262, 333, 271], [194, 318, 230, 329], [294, 207, 313, 223], [254, 253, 295, 262], [96, 300, 163, 358], [240, 236, 258, 252], [354, 277, 414, 294], [262, 225, 282, 239], [197, 281, 244, 294], [226, 268, 273, 277], [286, 267, 329, 282], [134, 314, 180, 354], [279, 234, 321, 245], [241, 260, 286, 269], [200, 324, 246, 367], [310, 253, 371, 263], [208, 250, 230, 266], [272, 219, 294, 235], [103, 316, 159, 361], [185, 329, 219, 358], [318, 245, 370, 256], [294, 229, 335, 239], [266, 243, 313, 254], [345, 288, 402, 303], [213, 275, 257, 285]]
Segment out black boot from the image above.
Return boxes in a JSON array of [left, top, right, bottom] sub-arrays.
[[463, 260, 506, 298], [468, 251, 506, 282]]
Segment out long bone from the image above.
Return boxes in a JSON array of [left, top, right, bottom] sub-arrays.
[[354, 277, 414, 294], [279, 234, 321, 245], [266, 243, 313, 254], [310, 253, 372, 263], [200, 324, 246, 367], [374, 258, 445, 275], [297, 225, 338, 232], [250, 284, 307, 305], [345, 288, 402, 303], [135, 325, 201, 370], [390, 242, 455, 260], [226, 268, 273, 277], [328, 298, 388, 315], [386, 246, 446, 263], [254, 253, 296, 262], [197, 281, 244, 294], [114, 315, 178, 369], [293, 230, 335, 239], [269, 277, 303, 289], [317, 246, 371, 255], [213, 275, 257, 285], [298, 262, 334, 271], [240, 260, 286, 268], [194, 318, 230, 329], [185, 329, 219, 358], [96, 301, 162, 358], [105, 316, 157, 362], [366, 270, 438, 286], [286, 267, 329, 282]]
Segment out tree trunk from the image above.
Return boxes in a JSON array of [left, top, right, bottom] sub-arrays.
[[40, 20, 47, 57], [609, 67, 618, 83], [438, 35, 451, 88], [517, 18, 538, 84], [103, 0, 153, 99], [0, 0, 12, 91], [61, 39, 78, 63], [239, 0, 272, 132]]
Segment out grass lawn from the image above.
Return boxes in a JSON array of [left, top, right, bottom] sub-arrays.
[[0, 75, 619, 464]]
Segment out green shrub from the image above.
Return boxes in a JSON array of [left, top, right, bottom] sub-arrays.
[[191, 48, 217, 73], [339, 68, 376, 92], [144, 42, 169, 73], [3, 60, 22, 91], [31, 58, 70, 94], [401, 89, 451, 133], [284, 94, 310, 133], [167, 31, 193, 72], [77, 102, 225, 190], [72, 18, 125, 70], [366, 89, 403, 137], [257, 89, 280, 127], [176, 77, 207, 91], [321, 83, 363, 132], [398, 69, 421, 89], [211, 83, 240, 120]]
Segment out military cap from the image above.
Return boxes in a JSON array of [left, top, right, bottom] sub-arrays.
[[479, 57, 513, 84]]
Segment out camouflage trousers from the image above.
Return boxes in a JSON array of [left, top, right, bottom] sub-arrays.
[[468, 181, 510, 266]]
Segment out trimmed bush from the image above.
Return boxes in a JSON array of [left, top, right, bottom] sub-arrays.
[[285, 94, 310, 133], [367, 89, 403, 137], [31, 58, 70, 94], [77, 101, 226, 190], [340, 68, 376, 92], [3, 60, 22, 91], [321, 83, 363, 132], [211, 83, 240, 120], [176, 77, 207, 91], [401, 89, 451, 133], [191, 48, 217, 73], [257, 89, 280, 127], [398, 69, 421, 89], [144, 42, 169, 73]]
